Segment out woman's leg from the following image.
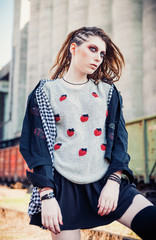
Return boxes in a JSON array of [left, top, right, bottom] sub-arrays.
[[117, 194, 153, 228], [117, 194, 156, 239], [51, 229, 81, 240]]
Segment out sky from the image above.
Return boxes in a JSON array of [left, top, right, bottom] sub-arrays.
[[0, 0, 14, 69]]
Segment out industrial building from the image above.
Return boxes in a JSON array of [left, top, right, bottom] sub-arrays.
[[0, 0, 156, 142]]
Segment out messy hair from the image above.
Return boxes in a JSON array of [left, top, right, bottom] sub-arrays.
[[49, 26, 125, 84]]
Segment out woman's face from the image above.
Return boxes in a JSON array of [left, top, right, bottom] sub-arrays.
[[70, 36, 106, 75]]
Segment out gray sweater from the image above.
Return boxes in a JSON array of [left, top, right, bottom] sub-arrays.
[[43, 78, 111, 184]]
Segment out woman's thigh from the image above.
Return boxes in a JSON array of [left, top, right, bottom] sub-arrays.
[[117, 194, 153, 229], [51, 229, 81, 240]]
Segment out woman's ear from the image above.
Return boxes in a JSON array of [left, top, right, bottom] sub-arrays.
[[70, 43, 77, 55]]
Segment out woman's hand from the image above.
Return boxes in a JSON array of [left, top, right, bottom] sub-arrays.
[[41, 190, 63, 234], [97, 179, 120, 216]]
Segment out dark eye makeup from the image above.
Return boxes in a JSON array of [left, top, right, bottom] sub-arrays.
[[89, 45, 105, 58]]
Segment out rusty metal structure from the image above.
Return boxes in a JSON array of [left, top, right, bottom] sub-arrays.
[[0, 116, 155, 185], [127, 114, 156, 183]]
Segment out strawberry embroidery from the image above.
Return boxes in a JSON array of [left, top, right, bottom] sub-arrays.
[[106, 109, 108, 117], [92, 92, 99, 97], [60, 94, 67, 101], [79, 148, 87, 156], [80, 114, 89, 122], [54, 143, 62, 150], [94, 128, 102, 136], [31, 107, 40, 116], [34, 128, 46, 139], [67, 128, 75, 137], [101, 144, 107, 151], [55, 114, 60, 122]]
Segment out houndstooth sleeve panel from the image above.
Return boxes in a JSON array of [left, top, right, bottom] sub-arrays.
[[28, 79, 57, 216]]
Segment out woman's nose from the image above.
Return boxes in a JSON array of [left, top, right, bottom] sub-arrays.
[[94, 53, 101, 62]]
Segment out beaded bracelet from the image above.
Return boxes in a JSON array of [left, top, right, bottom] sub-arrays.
[[40, 192, 55, 201], [108, 173, 121, 184], [108, 176, 121, 184], [39, 187, 53, 194], [111, 173, 121, 180]]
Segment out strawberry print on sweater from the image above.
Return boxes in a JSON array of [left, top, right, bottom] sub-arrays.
[[80, 114, 89, 122], [42, 79, 113, 184], [54, 143, 62, 150], [106, 109, 108, 117], [79, 148, 87, 156], [55, 114, 60, 122], [60, 94, 67, 101], [101, 143, 107, 151], [94, 128, 102, 136], [67, 128, 75, 137], [92, 92, 99, 97]]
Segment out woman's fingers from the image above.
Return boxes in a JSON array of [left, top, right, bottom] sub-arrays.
[[100, 200, 110, 216], [48, 218, 57, 234], [53, 217, 61, 233], [41, 214, 44, 227], [58, 208, 63, 225], [112, 200, 117, 212], [98, 200, 117, 216], [104, 201, 114, 215], [41, 198, 63, 234], [44, 217, 49, 229], [42, 214, 61, 234]]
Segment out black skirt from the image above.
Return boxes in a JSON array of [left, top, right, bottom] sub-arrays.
[[30, 168, 141, 230]]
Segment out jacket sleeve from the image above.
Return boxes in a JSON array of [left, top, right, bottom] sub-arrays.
[[105, 92, 134, 182], [19, 87, 57, 191]]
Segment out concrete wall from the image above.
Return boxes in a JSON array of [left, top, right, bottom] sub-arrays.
[[3, 0, 30, 140], [2, 0, 156, 140], [142, 0, 156, 116], [112, 0, 143, 120]]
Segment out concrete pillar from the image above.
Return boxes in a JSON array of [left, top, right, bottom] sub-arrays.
[[67, 0, 88, 33], [112, 0, 143, 121], [87, 0, 112, 35], [26, 0, 40, 95], [142, 0, 156, 116], [38, 0, 53, 79], [17, 0, 30, 133], [51, 0, 68, 65], [3, 0, 30, 140]]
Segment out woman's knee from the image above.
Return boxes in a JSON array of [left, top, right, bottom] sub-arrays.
[[117, 193, 153, 228], [51, 229, 81, 240]]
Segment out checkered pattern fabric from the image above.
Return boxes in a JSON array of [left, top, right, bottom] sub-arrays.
[[28, 79, 114, 217], [107, 84, 114, 106], [28, 79, 56, 216]]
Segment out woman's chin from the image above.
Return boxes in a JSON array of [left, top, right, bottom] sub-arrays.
[[85, 69, 96, 75]]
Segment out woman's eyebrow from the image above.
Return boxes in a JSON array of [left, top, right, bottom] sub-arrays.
[[89, 44, 106, 55]]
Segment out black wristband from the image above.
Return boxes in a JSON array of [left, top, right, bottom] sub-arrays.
[[108, 176, 121, 184], [111, 173, 121, 180], [40, 192, 55, 201]]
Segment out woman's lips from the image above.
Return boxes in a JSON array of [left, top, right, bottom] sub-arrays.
[[90, 64, 97, 69]]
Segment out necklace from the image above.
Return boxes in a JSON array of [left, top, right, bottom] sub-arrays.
[[62, 77, 89, 85]]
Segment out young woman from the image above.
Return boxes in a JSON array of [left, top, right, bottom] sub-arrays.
[[20, 27, 156, 240]]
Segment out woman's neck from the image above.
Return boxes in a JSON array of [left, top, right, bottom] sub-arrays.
[[63, 67, 88, 84]]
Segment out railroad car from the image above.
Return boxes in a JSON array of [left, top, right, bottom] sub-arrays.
[[0, 116, 155, 196]]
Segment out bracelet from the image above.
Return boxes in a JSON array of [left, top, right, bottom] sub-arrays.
[[111, 173, 121, 180], [108, 177, 121, 184], [108, 173, 121, 184], [39, 187, 53, 194], [109, 173, 121, 182], [40, 192, 55, 201]]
